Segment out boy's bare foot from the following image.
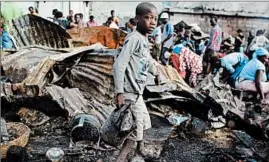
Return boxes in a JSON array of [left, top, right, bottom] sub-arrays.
[[116, 139, 134, 162]]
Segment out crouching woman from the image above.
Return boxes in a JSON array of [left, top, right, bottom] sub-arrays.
[[235, 48, 269, 103]]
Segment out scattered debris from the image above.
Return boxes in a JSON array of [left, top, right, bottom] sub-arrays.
[[17, 107, 50, 127], [6, 146, 28, 162], [1, 123, 30, 159], [45, 147, 65, 162], [70, 114, 101, 147]]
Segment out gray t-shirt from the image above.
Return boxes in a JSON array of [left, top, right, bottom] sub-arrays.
[[113, 30, 158, 95]]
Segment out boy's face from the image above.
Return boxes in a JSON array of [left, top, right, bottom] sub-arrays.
[[75, 15, 81, 22], [210, 19, 216, 26], [136, 9, 158, 34], [29, 8, 34, 13]]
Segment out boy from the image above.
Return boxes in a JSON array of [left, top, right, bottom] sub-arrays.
[[152, 21, 162, 61], [160, 12, 174, 65], [110, 10, 120, 26], [54, 11, 69, 29], [211, 52, 249, 87], [234, 29, 245, 53], [113, 2, 160, 162], [203, 16, 222, 75]]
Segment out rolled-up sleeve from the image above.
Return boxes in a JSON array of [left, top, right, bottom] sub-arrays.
[[113, 37, 139, 94]]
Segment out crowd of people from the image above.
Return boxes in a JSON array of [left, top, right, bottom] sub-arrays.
[[112, 3, 269, 161], [39, 8, 127, 30], [151, 12, 269, 104]]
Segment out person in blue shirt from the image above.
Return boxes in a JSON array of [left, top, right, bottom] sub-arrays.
[[160, 12, 174, 65], [212, 52, 249, 87], [236, 48, 269, 104], [182, 32, 195, 52]]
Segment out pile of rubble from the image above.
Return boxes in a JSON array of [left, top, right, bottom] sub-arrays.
[[1, 14, 269, 162]]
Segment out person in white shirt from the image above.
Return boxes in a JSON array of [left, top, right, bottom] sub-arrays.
[[107, 17, 119, 29], [152, 21, 162, 61], [249, 29, 269, 55], [160, 12, 174, 65]]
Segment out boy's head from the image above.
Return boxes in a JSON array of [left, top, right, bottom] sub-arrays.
[[90, 15, 94, 21], [237, 29, 243, 35], [79, 13, 84, 19], [211, 56, 221, 69], [111, 10, 115, 17], [160, 12, 169, 24], [135, 2, 158, 35], [75, 13, 81, 23], [52, 9, 58, 16], [69, 10, 73, 15], [55, 11, 63, 19], [256, 29, 264, 36], [210, 16, 218, 27], [29, 6, 34, 13], [129, 18, 137, 26]]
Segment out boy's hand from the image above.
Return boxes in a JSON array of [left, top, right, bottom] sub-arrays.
[[154, 74, 161, 85], [116, 93, 124, 108]]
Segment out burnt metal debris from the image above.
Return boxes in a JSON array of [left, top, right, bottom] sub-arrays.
[[1, 15, 269, 162], [7, 14, 71, 49], [2, 44, 269, 161]]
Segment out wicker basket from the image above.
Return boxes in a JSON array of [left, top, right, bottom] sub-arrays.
[[1, 122, 31, 159]]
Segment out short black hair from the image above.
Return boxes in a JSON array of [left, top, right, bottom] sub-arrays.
[[52, 9, 58, 15], [237, 29, 243, 33], [129, 18, 137, 26], [211, 16, 218, 22], [90, 15, 94, 19], [55, 11, 63, 18], [74, 13, 81, 19], [256, 29, 264, 36], [29, 6, 34, 10], [111, 10, 115, 13], [135, 2, 157, 16], [79, 13, 83, 19]]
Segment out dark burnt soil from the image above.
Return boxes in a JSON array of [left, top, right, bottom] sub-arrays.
[[3, 114, 269, 162]]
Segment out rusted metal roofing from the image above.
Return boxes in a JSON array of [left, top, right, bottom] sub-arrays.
[[1, 46, 68, 83], [2, 44, 225, 124], [67, 26, 127, 49], [8, 14, 72, 49]]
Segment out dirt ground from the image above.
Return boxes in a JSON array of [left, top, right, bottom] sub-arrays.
[[3, 114, 268, 162]]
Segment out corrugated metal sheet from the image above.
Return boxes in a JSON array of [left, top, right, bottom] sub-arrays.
[[67, 26, 127, 49], [68, 49, 119, 105], [3, 44, 224, 124], [8, 14, 72, 49], [2, 46, 68, 83], [45, 85, 91, 117]]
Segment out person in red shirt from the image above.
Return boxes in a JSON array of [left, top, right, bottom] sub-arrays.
[[109, 10, 120, 26], [87, 15, 98, 27]]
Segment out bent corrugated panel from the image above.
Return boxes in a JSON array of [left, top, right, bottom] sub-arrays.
[[8, 14, 72, 49]]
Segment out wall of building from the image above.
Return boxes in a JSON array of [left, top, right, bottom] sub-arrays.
[[11, 1, 269, 38], [14, 1, 163, 27], [166, 2, 269, 16], [89, 2, 164, 27], [170, 13, 269, 38]]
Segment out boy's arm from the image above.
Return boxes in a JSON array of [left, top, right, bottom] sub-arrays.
[[113, 37, 139, 94], [148, 58, 158, 76], [163, 24, 174, 44]]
